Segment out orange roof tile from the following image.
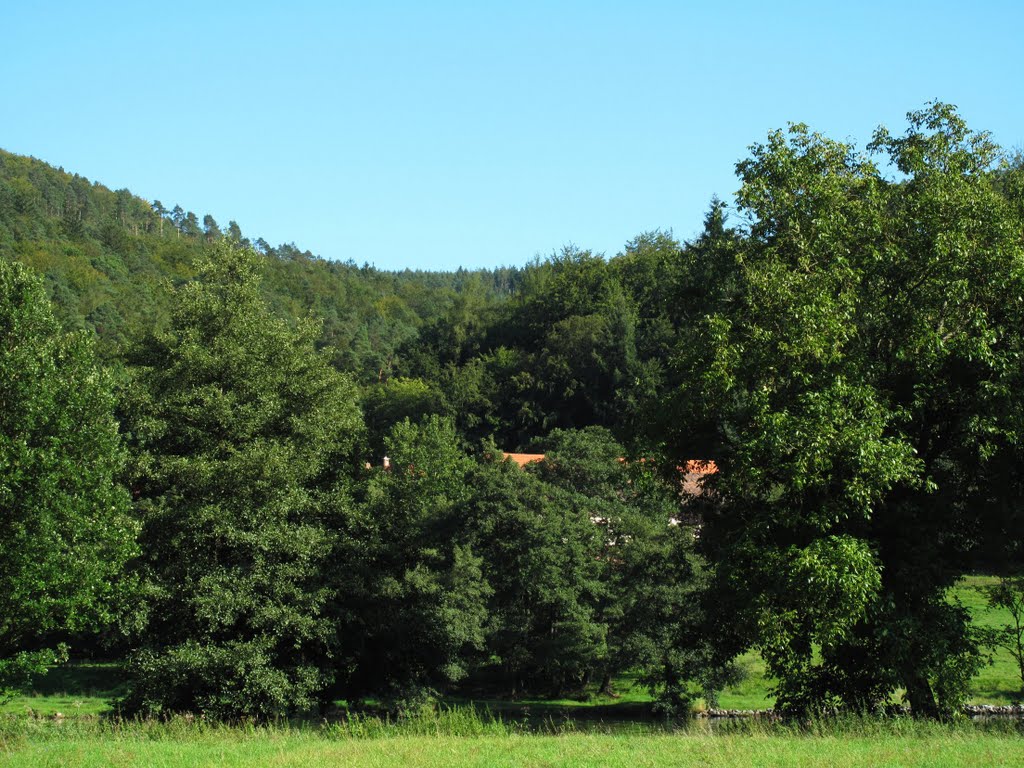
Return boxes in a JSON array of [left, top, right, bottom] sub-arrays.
[[502, 452, 546, 468], [680, 460, 718, 475], [502, 452, 717, 478]]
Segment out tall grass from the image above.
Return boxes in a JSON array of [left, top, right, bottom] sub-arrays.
[[0, 705, 564, 745], [3, 706, 1023, 744], [4, 709, 1023, 768]]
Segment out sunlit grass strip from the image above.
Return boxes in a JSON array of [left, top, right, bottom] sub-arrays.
[[0, 712, 1019, 761], [3, 724, 1023, 768]]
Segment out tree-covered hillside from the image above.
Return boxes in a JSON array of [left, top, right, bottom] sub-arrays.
[[0, 149, 522, 379], [3, 103, 1024, 721], [0, 147, 695, 450]]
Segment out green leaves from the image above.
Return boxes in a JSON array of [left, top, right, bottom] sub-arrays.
[[666, 103, 1024, 717], [0, 259, 136, 698], [122, 244, 362, 719], [336, 416, 490, 708], [785, 536, 881, 645]]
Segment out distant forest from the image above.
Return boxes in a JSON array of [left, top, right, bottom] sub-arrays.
[[0, 145, 695, 451], [3, 103, 1024, 720]]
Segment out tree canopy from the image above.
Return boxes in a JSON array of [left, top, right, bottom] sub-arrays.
[[0, 259, 136, 697], [120, 244, 363, 718], [665, 102, 1024, 717], [1, 102, 1022, 719]]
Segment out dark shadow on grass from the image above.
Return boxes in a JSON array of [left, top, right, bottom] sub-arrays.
[[24, 662, 126, 700], [971, 684, 1023, 705]]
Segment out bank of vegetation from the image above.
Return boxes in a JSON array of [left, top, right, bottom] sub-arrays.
[[2, 102, 1024, 725]]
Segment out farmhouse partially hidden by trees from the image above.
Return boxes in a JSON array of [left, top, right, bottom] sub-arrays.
[[502, 452, 718, 503], [1, 102, 1023, 722]]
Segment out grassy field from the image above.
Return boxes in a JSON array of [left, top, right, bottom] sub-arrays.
[[4, 576, 1020, 721], [711, 575, 1024, 710], [3, 578, 1023, 767], [2, 715, 1023, 767], [952, 575, 1024, 705], [0, 663, 126, 717]]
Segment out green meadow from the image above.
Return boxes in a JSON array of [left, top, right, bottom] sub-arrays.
[[3, 576, 1022, 768], [2, 714, 1023, 768]]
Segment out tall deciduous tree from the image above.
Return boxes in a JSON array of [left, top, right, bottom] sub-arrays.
[[666, 103, 1024, 717], [0, 260, 136, 698], [334, 416, 489, 709], [462, 451, 605, 697], [120, 243, 363, 719]]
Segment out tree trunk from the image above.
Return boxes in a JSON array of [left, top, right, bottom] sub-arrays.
[[904, 673, 939, 719]]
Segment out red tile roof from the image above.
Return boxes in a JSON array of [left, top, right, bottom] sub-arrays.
[[502, 452, 546, 468], [681, 459, 717, 474], [680, 460, 717, 496], [502, 452, 717, 486]]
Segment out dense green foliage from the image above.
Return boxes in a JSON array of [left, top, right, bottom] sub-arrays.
[[664, 103, 1024, 718], [1, 102, 1022, 720], [335, 416, 489, 707], [0, 149, 520, 379], [517, 428, 707, 711], [118, 246, 364, 719], [0, 260, 136, 698]]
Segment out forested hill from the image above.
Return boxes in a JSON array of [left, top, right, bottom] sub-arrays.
[[0, 148, 524, 378], [0, 147, 710, 450], [12, 131, 1019, 457], [5, 105, 1024, 720]]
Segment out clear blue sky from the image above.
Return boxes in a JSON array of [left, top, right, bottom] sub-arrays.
[[3, 1, 1022, 271]]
